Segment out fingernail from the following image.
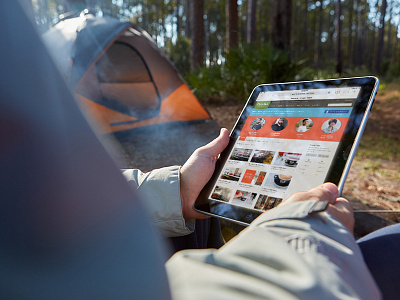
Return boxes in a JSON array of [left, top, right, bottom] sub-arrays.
[[323, 183, 339, 197]]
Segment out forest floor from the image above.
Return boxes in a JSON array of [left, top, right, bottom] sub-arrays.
[[112, 81, 400, 239]]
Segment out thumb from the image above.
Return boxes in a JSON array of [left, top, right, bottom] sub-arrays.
[[197, 128, 230, 158], [281, 182, 339, 206]]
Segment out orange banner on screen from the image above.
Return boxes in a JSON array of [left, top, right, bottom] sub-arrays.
[[240, 116, 348, 142]]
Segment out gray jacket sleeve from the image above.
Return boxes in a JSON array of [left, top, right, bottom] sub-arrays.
[[122, 166, 195, 238], [166, 200, 381, 300]]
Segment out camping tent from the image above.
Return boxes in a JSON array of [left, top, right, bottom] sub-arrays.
[[43, 14, 210, 134]]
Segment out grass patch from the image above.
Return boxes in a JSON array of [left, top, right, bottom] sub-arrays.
[[356, 134, 400, 161], [353, 134, 400, 180], [385, 91, 400, 104], [352, 157, 400, 180], [378, 81, 400, 95], [384, 81, 400, 91], [378, 168, 400, 179]]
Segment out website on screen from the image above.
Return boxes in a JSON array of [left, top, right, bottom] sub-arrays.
[[209, 87, 360, 212]]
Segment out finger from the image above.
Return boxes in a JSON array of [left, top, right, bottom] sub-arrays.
[[304, 183, 339, 204], [282, 183, 339, 205], [197, 128, 230, 158], [331, 197, 354, 214], [326, 197, 354, 233], [321, 182, 339, 203]]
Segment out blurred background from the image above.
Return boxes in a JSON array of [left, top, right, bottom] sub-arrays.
[[24, 0, 400, 93]]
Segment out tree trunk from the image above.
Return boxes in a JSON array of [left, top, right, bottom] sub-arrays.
[[353, 0, 359, 67], [303, 0, 309, 55], [357, 2, 367, 67], [385, 2, 393, 59], [293, 1, 301, 61], [311, 1, 317, 65], [190, 0, 204, 70], [367, 22, 376, 70], [291, 1, 298, 60], [347, 0, 354, 66], [375, 0, 387, 74], [328, 2, 335, 60], [316, 0, 323, 68], [207, 13, 213, 65], [160, 0, 166, 46], [176, 0, 182, 39], [262, 1, 271, 44], [185, 0, 191, 38], [247, 0, 257, 44], [226, 0, 238, 50], [391, 21, 399, 64], [142, 3, 148, 32], [271, 0, 292, 51], [335, 0, 342, 74], [258, 2, 263, 45]]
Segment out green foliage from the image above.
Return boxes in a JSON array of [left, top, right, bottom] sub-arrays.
[[222, 44, 297, 100], [384, 61, 400, 82], [294, 65, 381, 82], [163, 37, 191, 76], [294, 67, 339, 81], [342, 66, 378, 78], [185, 44, 299, 103], [186, 66, 226, 100]]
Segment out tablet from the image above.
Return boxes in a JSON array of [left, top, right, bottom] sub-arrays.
[[195, 77, 379, 225]]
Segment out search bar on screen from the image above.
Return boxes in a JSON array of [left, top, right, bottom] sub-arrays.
[[328, 103, 352, 107]]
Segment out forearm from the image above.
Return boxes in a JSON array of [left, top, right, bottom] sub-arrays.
[[166, 200, 381, 300]]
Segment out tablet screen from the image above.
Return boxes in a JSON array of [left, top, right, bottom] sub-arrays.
[[195, 77, 379, 225]]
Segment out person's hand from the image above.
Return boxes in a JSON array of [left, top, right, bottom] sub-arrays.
[[281, 183, 354, 233], [180, 128, 230, 219]]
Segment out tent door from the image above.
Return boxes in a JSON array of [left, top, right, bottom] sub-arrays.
[[95, 41, 161, 120]]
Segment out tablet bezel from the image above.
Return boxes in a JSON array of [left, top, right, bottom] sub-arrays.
[[194, 77, 379, 226]]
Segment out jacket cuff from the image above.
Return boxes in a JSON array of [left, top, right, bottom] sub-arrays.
[[251, 200, 329, 226], [122, 166, 195, 237]]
